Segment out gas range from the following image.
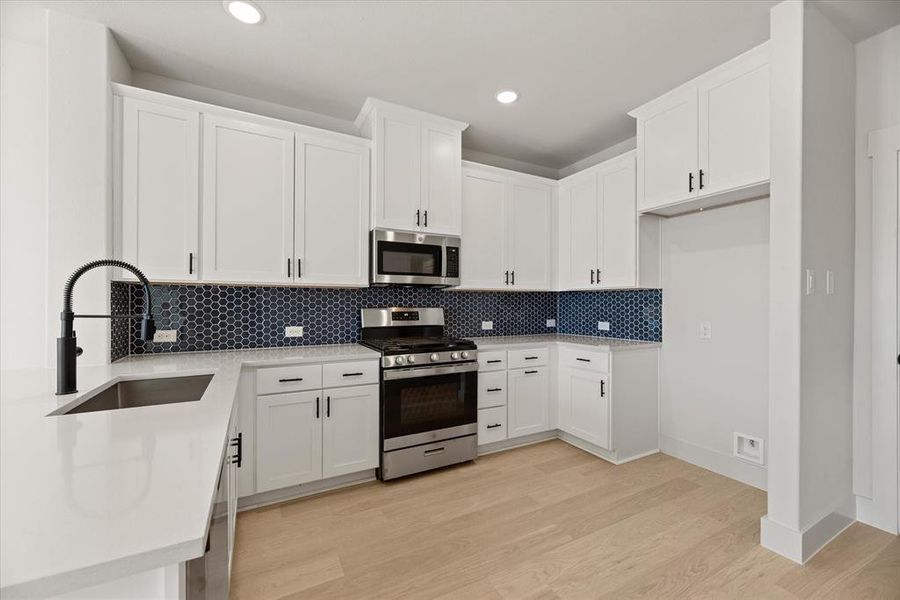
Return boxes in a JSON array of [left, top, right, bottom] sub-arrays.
[[359, 307, 479, 480]]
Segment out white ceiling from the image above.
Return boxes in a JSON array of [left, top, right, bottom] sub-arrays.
[[14, 1, 900, 170]]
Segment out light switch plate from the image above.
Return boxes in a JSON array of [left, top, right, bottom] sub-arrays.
[[806, 269, 816, 295], [153, 329, 177, 343], [826, 270, 834, 295], [699, 321, 712, 339], [285, 326, 304, 338], [546, 319, 556, 328], [598, 321, 610, 331], [481, 321, 494, 331]]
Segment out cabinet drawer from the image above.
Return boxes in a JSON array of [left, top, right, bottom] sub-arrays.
[[478, 406, 507, 445], [507, 347, 549, 369], [559, 347, 610, 373], [322, 360, 379, 388], [257, 364, 323, 395], [478, 350, 507, 372], [478, 371, 507, 409]]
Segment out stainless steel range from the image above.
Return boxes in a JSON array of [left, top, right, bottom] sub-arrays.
[[359, 307, 478, 480]]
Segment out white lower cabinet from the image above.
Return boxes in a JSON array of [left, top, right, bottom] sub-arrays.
[[254, 361, 379, 494], [560, 368, 611, 450], [507, 365, 550, 438], [256, 390, 323, 492], [478, 406, 508, 445], [322, 385, 379, 478]]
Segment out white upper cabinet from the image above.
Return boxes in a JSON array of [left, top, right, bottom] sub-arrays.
[[356, 98, 467, 235], [558, 151, 647, 290], [507, 179, 553, 289], [460, 163, 554, 291], [630, 42, 770, 216], [120, 97, 200, 281], [202, 115, 295, 284], [295, 134, 369, 286], [460, 167, 507, 289]]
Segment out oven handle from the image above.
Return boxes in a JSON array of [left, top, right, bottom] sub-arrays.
[[383, 362, 479, 380]]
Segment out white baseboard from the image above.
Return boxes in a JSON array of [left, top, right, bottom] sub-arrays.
[[477, 430, 558, 456], [761, 507, 855, 564], [659, 434, 766, 491], [238, 470, 376, 511]]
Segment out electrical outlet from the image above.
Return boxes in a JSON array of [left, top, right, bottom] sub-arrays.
[[734, 433, 764, 465], [153, 329, 177, 343], [285, 326, 304, 338], [597, 321, 610, 331], [699, 321, 712, 339], [826, 270, 835, 295], [546, 319, 556, 328], [806, 269, 816, 295], [481, 321, 494, 331]]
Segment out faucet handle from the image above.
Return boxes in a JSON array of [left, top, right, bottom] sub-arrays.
[[75, 347, 83, 357]]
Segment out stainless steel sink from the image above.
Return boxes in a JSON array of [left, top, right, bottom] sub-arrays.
[[52, 374, 213, 415]]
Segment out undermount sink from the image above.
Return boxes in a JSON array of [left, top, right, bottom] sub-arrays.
[[51, 374, 213, 416]]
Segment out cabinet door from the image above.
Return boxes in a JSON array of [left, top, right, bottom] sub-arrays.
[[227, 402, 238, 575], [296, 135, 369, 286], [256, 390, 322, 492], [507, 367, 550, 438], [562, 173, 600, 289], [637, 87, 698, 211], [121, 97, 200, 281], [202, 115, 294, 283], [598, 155, 637, 289], [421, 122, 462, 235], [566, 369, 611, 450], [373, 112, 421, 232], [506, 179, 552, 290], [322, 384, 379, 478], [699, 55, 770, 196], [460, 168, 507, 289]]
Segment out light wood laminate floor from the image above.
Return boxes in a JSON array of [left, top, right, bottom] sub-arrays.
[[232, 440, 900, 599]]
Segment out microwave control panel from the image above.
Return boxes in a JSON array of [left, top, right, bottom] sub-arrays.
[[446, 247, 459, 278]]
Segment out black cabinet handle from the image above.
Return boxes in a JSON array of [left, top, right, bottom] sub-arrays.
[[601, 380, 605, 397], [297, 258, 302, 279], [424, 210, 428, 227], [486, 359, 502, 364], [278, 377, 303, 382], [487, 387, 503, 392], [486, 423, 502, 429], [525, 356, 539, 360], [688, 172, 694, 192], [511, 271, 515, 285], [699, 169, 704, 190], [316, 397, 320, 419], [342, 372, 364, 377], [590, 269, 594, 284], [524, 370, 538, 374], [326, 396, 330, 418], [597, 268, 601, 283], [189, 252, 193, 275], [505, 270, 509, 285], [416, 209, 421, 226], [287, 258, 291, 278], [576, 358, 591, 362], [230, 433, 242, 468]]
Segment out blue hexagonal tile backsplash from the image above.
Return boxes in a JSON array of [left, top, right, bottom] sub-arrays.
[[110, 282, 662, 361]]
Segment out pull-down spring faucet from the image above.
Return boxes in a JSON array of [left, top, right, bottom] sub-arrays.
[[57, 259, 157, 395]]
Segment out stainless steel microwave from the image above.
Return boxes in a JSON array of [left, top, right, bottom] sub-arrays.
[[370, 229, 460, 288]]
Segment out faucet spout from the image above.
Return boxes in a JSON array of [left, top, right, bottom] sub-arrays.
[[57, 259, 156, 395]]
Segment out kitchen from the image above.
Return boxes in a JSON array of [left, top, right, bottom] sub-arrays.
[[1, 1, 899, 599]]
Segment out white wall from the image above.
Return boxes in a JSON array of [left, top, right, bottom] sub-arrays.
[[0, 3, 48, 370], [659, 199, 770, 490], [763, 0, 856, 564], [852, 24, 900, 533]]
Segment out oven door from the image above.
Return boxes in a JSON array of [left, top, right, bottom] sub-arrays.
[[382, 362, 478, 450], [371, 229, 459, 287]]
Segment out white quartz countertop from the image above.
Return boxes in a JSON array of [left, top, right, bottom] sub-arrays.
[[0, 344, 379, 598], [468, 334, 661, 351]]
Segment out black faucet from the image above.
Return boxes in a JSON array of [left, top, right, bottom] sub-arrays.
[[57, 259, 157, 395]]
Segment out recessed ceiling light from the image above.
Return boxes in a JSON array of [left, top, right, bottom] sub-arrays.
[[496, 90, 519, 104], [224, 0, 264, 25]]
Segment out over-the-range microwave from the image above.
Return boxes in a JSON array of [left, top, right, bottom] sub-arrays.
[[370, 229, 460, 288]]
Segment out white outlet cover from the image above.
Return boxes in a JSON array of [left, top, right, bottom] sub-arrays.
[[153, 329, 177, 343], [734, 432, 764, 465], [826, 270, 834, 295], [806, 269, 816, 295], [546, 319, 556, 328], [285, 326, 304, 338], [481, 321, 494, 331], [699, 321, 712, 339], [597, 321, 610, 331]]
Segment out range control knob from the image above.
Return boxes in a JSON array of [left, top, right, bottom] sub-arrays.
[[407, 355, 416, 364], [430, 353, 440, 362], [394, 356, 405, 366], [461, 351, 470, 359], [450, 352, 460, 360]]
